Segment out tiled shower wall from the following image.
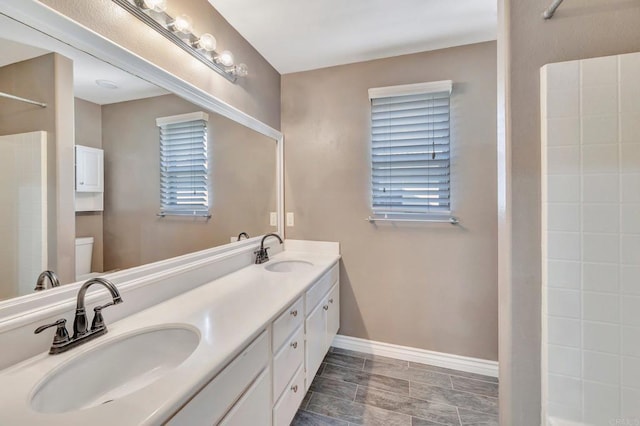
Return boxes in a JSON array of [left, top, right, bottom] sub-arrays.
[[542, 53, 640, 424]]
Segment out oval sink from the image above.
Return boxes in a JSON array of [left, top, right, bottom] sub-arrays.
[[30, 326, 199, 414], [265, 260, 313, 273]]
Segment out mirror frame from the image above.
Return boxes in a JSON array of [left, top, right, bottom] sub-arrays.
[[0, 0, 284, 318]]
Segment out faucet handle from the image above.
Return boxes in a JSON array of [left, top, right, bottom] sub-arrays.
[[34, 319, 70, 346], [90, 302, 117, 331]]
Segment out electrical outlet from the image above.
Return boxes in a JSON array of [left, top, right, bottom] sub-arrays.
[[286, 212, 294, 227], [270, 212, 277, 226]]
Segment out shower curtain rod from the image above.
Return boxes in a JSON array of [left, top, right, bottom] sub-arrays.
[[543, 0, 565, 19], [0, 91, 47, 108]]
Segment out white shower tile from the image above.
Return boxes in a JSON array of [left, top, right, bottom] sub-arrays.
[[549, 317, 581, 347], [581, 115, 618, 145], [548, 374, 582, 407], [546, 61, 580, 90], [583, 291, 619, 323], [622, 295, 640, 326], [583, 174, 619, 203], [582, 145, 619, 174], [582, 85, 618, 116], [548, 146, 580, 175], [622, 326, 640, 358], [621, 144, 640, 173], [621, 235, 640, 265], [548, 260, 581, 289], [583, 351, 620, 385], [583, 233, 619, 263], [620, 53, 640, 115], [548, 232, 581, 261], [582, 204, 619, 234], [547, 89, 580, 119], [549, 344, 582, 377], [548, 117, 580, 146], [620, 114, 640, 144], [547, 402, 583, 423], [583, 263, 618, 293], [621, 265, 640, 294], [549, 288, 581, 319], [622, 357, 640, 389], [548, 203, 580, 232], [584, 321, 619, 354], [548, 175, 581, 202], [581, 55, 618, 87], [621, 204, 640, 234], [583, 381, 621, 424], [623, 387, 640, 418], [621, 174, 640, 203]]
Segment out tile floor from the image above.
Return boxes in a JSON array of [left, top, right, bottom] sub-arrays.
[[291, 347, 499, 426]]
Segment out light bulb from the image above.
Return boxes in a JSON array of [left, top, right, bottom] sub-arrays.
[[171, 14, 193, 33], [142, 0, 167, 12], [216, 50, 234, 67], [234, 63, 248, 77], [195, 33, 217, 51]]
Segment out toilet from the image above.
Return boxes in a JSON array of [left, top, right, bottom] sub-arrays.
[[75, 237, 94, 281]]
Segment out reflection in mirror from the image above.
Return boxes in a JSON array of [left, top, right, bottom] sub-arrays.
[[0, 14, 277, 302]]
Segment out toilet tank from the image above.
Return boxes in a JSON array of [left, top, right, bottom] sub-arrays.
[[75, 237, 94, 280]]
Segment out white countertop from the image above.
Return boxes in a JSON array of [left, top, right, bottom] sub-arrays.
[[0, 248, 340, 425]]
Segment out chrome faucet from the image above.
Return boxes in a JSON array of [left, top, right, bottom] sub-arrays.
[[254, 233, 283, 264], [34, 277, 123, 354], [237, 232, 250, 241], [34, 270, 60, 291]]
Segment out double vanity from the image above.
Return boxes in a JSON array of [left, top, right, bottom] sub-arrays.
[[0, 239, 340, 425]]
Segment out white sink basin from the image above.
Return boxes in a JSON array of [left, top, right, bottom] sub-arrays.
[[30, 326, 200, 414], [265, 260, 313, 273]]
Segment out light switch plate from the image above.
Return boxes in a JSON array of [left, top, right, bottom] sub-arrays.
[[270, 212, 277, 226], [286, 212, 294, 227]]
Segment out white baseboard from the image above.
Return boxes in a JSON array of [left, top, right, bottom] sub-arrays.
[[331, 335, 499, 378]]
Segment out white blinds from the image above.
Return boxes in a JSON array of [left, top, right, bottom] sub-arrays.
[[369, 81, 452, 215], [157, 112, 209, 217]]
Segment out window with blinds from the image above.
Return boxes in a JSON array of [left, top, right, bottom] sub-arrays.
[[369, 80, 452, 217], [156, 112, 210, 217]]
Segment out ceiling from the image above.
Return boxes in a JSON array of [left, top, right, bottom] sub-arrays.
[[207, 0, 497, 74], [0, 14, 167, 105]]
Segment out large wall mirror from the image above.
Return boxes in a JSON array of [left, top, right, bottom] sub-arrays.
[[0, 8, 281, 304]]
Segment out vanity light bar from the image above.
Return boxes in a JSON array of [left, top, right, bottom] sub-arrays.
[[112, 0, 248, 83]]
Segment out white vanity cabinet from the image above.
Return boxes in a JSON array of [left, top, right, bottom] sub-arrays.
[[166, 330, 270, 426], [304, 265, 340, 388]]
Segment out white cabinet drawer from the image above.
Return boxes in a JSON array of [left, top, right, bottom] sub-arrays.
[[273, 365, 305, 426], [219, 367, 271, 426], [273, 325, 304, 398], [272, 296, 303, 351], [166, 330, 269, 426], [305, 264, 338, 312]]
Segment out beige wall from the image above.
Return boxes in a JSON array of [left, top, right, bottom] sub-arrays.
[[101, 94, 276, 271], [282, 41, 498, 361], [500, 0, 640, 424], [39, 0, 281, 130], [0, 53, 75, 284], [74, 98, 104, 273]]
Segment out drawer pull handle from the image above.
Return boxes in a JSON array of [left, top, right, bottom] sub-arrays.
[[323, 305, 329, 311], [329, 298, 334, 304], [290, 309, 298, 317], [291, 341, 298, 349], [291, 384, 298, 393]]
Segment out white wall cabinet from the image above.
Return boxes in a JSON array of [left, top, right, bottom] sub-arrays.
[[75, 145, 103, 193], [75, 145, 104, 212]]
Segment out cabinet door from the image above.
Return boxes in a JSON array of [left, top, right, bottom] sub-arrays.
[[75, 145, 103, 192], [219, 368, 271, 426], [325, 283, 340, 351], [305, 300, 326, 388]]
